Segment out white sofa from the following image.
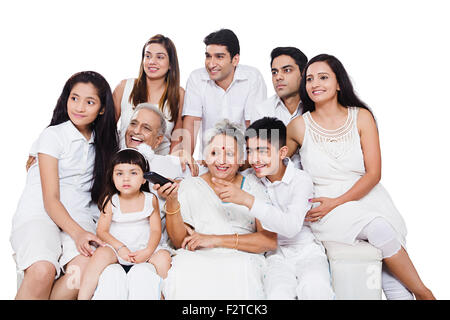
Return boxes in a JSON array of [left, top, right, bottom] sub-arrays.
[[323, 240, 383, 300], [15, 241, 383, 299]]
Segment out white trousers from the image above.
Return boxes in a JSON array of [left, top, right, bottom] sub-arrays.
[[264, 239, 335, 300], [92, 263, 162, 300], [357, 217, 413, 300]]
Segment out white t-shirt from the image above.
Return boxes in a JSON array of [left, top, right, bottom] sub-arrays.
[[182, 64, 267, 156], [250, 94, 303, 126], [246, 159, 316, 246], [12, 120, 98, 230]]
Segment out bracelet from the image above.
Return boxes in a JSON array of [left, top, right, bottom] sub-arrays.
[[233, 233, 239, 250], [164, 202, 181, 215], [116, 244, 127, 252]]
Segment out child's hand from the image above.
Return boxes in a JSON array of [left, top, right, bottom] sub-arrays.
[[128, 248, 153, 264], [117, 246, 133, 263], [211, 177, 254, 208]]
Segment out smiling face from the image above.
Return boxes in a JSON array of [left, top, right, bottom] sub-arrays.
[[142, 43, 170, 80], [125, 108, 163, 149], [204, 134, 241, 181], [205, 44, 239, 86], [66, 82, 102, 138], [305, 61, 340, 105], [112, 163, 146, 196], [271, 54, 302, 100], [247, 136, 286, 179]]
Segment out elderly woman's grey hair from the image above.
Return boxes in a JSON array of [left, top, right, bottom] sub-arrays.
[[203, 119, 246, 159], [133, 103, 167, 136]]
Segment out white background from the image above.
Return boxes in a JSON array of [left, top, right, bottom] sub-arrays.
[[1, 0, 449, 299]]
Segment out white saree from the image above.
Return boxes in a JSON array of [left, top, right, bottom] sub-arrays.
[[162, 174, 268, 300]]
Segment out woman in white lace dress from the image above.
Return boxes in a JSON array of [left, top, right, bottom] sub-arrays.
[[154, 119, 277, 299], [286, 54, 435, 300], [112, 34, 184, 155]]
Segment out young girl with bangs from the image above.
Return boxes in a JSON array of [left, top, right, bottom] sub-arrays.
[[78, 149, 171, 300], [11, 71, 119, 299]]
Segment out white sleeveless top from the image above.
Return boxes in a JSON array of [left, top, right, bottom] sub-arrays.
[[119, 78, 175, 155], [109, 192, 155, 253], [300, 107, 407, 245]]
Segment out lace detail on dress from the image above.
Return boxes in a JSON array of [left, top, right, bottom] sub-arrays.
[[304, 107, 358, 159]]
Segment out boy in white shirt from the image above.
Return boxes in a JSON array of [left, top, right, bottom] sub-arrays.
[[212, 117, 334, 299]]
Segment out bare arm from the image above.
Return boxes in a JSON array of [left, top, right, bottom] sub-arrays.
[[336, 108, 381, 203], [39, 153, 103, 256], [211, 220, 277, 253], [182, 115, 202, 156], [96, 201, 125, 250], [145, 195, 163, 254], [286, 116, 305, 158], [112, 79, 127, 123]]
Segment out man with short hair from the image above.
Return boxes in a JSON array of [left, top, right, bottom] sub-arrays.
[[250, 47, 307, 125], [182, 29, 267, 158], [250, 47, 307, 168]]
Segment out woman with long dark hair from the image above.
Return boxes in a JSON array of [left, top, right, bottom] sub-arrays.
[[10, 71, 119, 299], [113, 34, 184, 155], [286, 54, 435, 299]]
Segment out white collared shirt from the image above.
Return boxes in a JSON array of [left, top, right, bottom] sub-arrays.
[[182, 64, 267, 154], [247, 159, 316, 246], [13, 120, 98, 230], [250, 94, 303, 126]]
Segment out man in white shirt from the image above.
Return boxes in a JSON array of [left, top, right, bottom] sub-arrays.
[[250, 47, 307, 126], [212, 117, 334, 300], [182, 29, 267, 159]]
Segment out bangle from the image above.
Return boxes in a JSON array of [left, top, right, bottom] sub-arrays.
[[116, 244, 127, 252], [164, 202, 181, 215], [233, 233, 239, 250]]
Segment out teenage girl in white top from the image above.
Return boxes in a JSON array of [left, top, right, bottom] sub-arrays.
[[78, 149, 171, 300], [112, 34, 185, 155], [11, 71, 120, 299]]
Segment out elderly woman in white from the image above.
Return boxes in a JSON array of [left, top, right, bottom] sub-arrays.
[[155, 119, 277, 299]]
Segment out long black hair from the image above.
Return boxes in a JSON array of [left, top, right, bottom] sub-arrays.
[[98, 149, 150, 213], [49, 71, 119, 205], [300, 54, 372, 115]]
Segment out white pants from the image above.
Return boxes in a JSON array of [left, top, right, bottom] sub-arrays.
[[264, 239, 335, 300], [357, 217, 413, 300], [92, 263, 162, 300]]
